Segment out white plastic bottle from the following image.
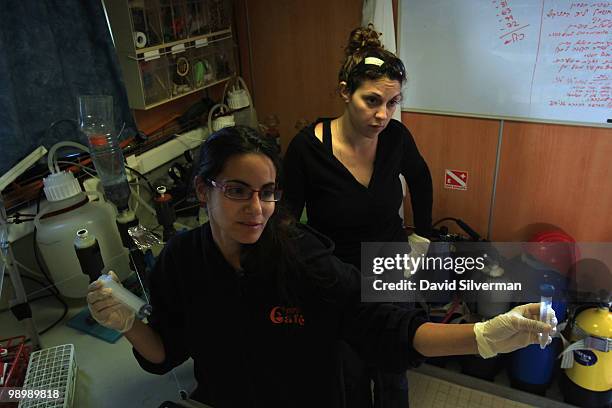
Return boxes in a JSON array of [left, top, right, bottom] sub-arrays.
[[35, 171, 131, 298]]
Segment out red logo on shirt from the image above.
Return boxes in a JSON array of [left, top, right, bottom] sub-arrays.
[[269, 306, 305, 326]]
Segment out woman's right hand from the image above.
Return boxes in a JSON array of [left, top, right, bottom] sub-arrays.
[[87, 271, 135, 333]]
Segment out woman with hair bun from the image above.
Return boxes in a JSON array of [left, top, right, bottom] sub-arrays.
[[283, 25, 433, 408], [283, 25, 432, 267]]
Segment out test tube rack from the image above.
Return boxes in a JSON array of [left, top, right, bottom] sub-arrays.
[[18, 344, 76, 408]]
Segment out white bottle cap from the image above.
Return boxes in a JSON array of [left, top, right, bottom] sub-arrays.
[[43, 171, 82, 201], [212, 114, 236, 131], [74, 228, 97, 249]]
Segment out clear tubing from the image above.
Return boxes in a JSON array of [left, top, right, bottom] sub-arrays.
[[47, 141, 91, 173], [98, 274, 151, 319]]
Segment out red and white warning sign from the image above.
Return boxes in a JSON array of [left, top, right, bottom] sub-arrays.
[[444, 169, 468, 190]]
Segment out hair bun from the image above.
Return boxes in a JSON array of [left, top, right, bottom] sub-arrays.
[[345, 25, 382, 56]]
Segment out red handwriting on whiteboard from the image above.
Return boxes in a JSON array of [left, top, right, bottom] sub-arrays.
[[543, 2, 611, 110], [492, 0, 529, 45]]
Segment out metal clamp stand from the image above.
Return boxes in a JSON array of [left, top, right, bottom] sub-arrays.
[[0, 193, 41, 349]]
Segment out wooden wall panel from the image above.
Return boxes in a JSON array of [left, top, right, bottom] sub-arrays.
[[491, 122, 612, 242], [402, 112, 499, 238], [233, 0, 253, 92], [244, 0, 361, 151]]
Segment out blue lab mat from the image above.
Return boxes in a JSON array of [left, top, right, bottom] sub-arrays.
[[66, 307, 122, 343]]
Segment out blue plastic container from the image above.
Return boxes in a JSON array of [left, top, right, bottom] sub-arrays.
[[509, 264, 568, 395]]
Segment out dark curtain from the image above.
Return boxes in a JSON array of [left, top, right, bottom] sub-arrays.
[[0, 0, 136, 175]]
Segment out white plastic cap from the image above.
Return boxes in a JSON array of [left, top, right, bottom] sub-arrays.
[[227, 88, 250, 110], [43, 171, 82, 201], [74, 228, 97, 248], [212, 115, 235, 132]]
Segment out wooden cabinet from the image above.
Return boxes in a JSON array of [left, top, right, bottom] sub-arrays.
[[105, 0, 236, 109]]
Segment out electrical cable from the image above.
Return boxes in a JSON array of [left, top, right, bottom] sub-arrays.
[[35, 304, 69, 338], [432, 217, 483, 241], [175, 204, 200, 214], [130, 185, 156, 216], [12, 212, 35, 217], [0, 294, 53, 314], [125, 166, 155, 193], [433, 217, 459, 227], [14, 259, 45, 279], [117, 122, 127, 140], [0, 273, 56, 313], [33, 191, 58, 295], [6, 215, 36, 223], [130, 178, 153, 193], [18, 273, 54, 296], [131, 176, 140, 213], [1, 269, 68, 342], [55, 161, 98, 179], [30, 190, 69, 337]]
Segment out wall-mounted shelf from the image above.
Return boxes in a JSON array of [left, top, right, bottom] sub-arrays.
[[105, 0, 236, 110], [133, 28, 232, 55]]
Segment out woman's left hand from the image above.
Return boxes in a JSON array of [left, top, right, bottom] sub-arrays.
[[474, 303, 557, 358]]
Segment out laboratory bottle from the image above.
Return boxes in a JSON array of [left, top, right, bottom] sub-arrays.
[[35, 171, 130, 298]]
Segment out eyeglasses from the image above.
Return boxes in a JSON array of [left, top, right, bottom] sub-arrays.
[[208, 179, 283, 202]]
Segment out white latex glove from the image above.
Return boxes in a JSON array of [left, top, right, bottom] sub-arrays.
[[87, 271, 135, 333], [474, 303, 557, 358]]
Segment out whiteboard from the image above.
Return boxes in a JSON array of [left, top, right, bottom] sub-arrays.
[[399, 0, 612, 127]]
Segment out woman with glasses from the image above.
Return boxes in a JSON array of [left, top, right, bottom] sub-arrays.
[[282, 26, 433, 408], [87, 126, 555, 408]]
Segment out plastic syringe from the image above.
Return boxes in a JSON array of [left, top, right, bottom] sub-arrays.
[[98, 273, 152, 319], [538, 283, 554, 349]]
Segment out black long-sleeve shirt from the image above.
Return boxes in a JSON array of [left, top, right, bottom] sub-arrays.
[[282, 119, 433, 268], [133, 223, 427, 408]]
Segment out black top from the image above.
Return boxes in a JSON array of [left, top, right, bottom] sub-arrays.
[[282, 119, 433, 268], [133, 223, 427, 408]]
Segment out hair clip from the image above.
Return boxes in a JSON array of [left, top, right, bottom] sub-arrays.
[[364, 57, 384, 67]]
